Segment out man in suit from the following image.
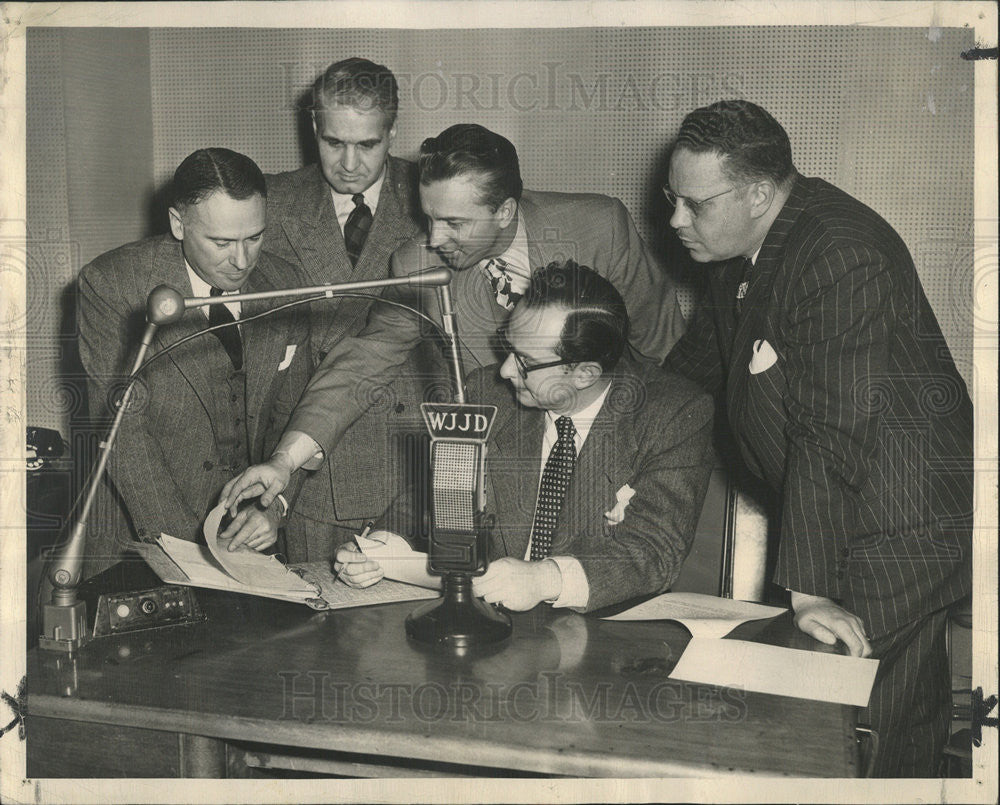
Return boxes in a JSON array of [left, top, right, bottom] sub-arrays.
[[78, 148, 312, 577], [661, 101, 973, 776], [334, 262, 714, 613], [261, 58, 427, 562], [221, 124, 687, 528]]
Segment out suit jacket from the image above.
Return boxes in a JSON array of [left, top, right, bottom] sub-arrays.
[[389, 359, 715, 612], [665, 175, 973, 636], [264, 158, 430, 531], [77, 235, 312, 577], [289, 189, 687, 457]]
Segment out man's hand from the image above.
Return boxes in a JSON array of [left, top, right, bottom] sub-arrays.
[[221, 503, 281, 553], [790, 591, 872, 658], [472, 557, 562, 611], [333, 542, 384, 589], [220, 454, 295, 512]]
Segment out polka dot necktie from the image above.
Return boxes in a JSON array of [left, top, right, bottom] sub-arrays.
[[209, 287, 243, 371], [530, 416, 577, 561], [343, 193, 373, 267], [483, 257, 523, 310]]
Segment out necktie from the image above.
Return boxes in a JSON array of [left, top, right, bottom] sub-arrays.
[[734, 257, 753, 317], [530, 416, 577, 561], [483, 257, 523, 310], [209, 287, 243, 370], [343, 193, 373, 267]]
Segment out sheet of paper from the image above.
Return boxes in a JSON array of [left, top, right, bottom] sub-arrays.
[[601, 591, 786, 638], [202, 504, 316, 594], [355, 531, 442, 590], [669, 637, 879, 707], [293, 561, 440, 609]]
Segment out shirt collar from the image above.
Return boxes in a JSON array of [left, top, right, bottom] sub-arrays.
[[185, 260, 241, 317], [545, 380, 613, 447], [476, 209, 531, 289], [330, 164, 386, 221]]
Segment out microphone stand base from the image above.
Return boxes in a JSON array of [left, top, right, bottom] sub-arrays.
[[39, 598, 90, 653], [405, 573, 511, 655]]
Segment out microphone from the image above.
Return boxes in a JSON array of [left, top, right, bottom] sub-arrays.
[[40, 265, 457, 653], [405, 402, 513, 652]]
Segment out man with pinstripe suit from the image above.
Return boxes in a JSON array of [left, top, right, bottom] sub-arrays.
[[662, 100, 973, 777], [78, 149, 312, 578]]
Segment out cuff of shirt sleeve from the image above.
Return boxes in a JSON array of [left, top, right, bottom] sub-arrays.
[[548, 556, 589, 609], [276, 430, 325, 471]]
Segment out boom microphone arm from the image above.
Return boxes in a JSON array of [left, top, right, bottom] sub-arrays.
[[40, 266, 455, 653]]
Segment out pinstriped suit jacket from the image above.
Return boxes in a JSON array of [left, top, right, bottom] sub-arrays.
[[263, 158, 430, 529], [289, 189, 687, 458], [78, 235, 312, 577], [386, 359, 715, 612], [665, 175, 973, 637]]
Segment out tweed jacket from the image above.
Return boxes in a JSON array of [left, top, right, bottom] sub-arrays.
[[388, 359, 715, 612], [289, 189, 687, 457], [664, 175, 973, 636], [263, 158, 430, 528], [77, 235, 312, 576]]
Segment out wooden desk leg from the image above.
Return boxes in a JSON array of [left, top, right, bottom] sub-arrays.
[[178, 734, 227, 777]]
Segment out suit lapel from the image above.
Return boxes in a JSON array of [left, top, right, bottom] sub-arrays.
[[242, 254, 293, 446], [558, 368, 640, 549], [148, 239, 228, 436], [487, 398, 544, 561], [726, 176, 810, 444], [278, 167, 352, 286]]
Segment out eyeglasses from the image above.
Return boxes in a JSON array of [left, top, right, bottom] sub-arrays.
[[663, 182, 754, 219], [496, 327, 577, 379]]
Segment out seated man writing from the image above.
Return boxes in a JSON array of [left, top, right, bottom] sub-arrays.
[[335, 261, 714, 612]]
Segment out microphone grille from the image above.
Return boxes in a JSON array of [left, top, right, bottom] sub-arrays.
[[431, 442, 479, 532]]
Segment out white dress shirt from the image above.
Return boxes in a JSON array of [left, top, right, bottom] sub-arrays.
[[185, 261, 241, 320], [330, 168, 385, 232], [475, 209, 531, 295], [528, 381, 613, 609]]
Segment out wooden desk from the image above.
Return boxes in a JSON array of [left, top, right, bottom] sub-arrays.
[[27, 574, 858, 778]]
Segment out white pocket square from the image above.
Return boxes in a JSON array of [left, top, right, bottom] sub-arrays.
[[748, 339, 778, 375], [604, 483, 637, 525], [277, 344, 297, 371]]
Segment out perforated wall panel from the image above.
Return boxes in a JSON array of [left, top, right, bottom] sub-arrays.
[[149, 26, 974, 388]]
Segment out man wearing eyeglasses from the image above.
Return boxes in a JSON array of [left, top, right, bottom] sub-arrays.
[[221, 123, 686, 533], [335, 262, 713, 612], [662, 100, 972, 777]]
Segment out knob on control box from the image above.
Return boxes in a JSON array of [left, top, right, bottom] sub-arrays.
[[92, 585, 205, 637]]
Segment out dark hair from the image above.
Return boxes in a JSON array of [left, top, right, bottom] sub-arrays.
[[674, 100, 794, 186], [521, 260, 630, 372], [311, 57, 398, 127], [171, 148, 266, 209], [418, 124, 523, 211]]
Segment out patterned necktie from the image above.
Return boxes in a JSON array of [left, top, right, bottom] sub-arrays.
[[343, 193, 373, 267], [209, 287, 243, 370], [483, 257, 523, 310], [530, 416, 577, 561], [734, 256, 753, 317]]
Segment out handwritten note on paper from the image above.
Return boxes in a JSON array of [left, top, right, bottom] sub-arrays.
[[669, 638, 880, 707], [355, 531, 442, 591], [600, 592, 786, 638]]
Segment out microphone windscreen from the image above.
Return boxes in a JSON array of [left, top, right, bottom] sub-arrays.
[[146, 284, 186, 324], [409, 266, 453, 286]]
